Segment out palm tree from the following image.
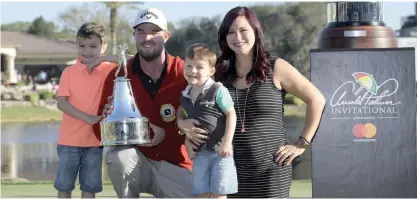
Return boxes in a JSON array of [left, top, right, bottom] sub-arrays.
[[103, 2, 144, 55]]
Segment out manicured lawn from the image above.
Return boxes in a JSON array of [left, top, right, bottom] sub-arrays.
[[1, 107, 62, 123], [1, 180, 312, 197]]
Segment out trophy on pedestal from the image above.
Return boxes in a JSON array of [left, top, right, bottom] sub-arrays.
[[318, 2, 397, 49], [311, 2, 417, 198], [100, 44, 151, 146]]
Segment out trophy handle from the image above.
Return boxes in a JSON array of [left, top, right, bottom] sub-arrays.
[[115, 43, 129, 78]]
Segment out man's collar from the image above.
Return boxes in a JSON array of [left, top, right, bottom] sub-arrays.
[[132, 51, 168, 75], [182, 78, 215, 99]]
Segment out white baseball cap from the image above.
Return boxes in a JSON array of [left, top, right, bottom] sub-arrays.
[[133, 8, 168, 30]]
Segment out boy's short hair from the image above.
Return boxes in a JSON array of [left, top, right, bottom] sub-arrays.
[[185, 43, 217, 68], [76, 22, 105, 43]]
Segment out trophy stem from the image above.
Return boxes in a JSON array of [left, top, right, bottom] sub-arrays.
[[100, 43, 151, 146], [115, 44, 129, 78]]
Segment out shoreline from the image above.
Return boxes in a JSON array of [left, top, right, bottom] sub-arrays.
[[1, 106, 62, 124], [1, 105, 307, 124]]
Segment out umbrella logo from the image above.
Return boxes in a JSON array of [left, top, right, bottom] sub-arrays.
[[352, 72, 378, 95]]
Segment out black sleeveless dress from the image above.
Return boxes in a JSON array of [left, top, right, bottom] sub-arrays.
[[224, 56, 292, 198]]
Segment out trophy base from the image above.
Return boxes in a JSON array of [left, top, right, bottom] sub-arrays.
[[318, 25, 397, 49], [101, 139, 151, 146], [100, 117, 151, 146]]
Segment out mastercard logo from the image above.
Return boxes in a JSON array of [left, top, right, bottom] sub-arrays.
[[352, 123, 376, 138]]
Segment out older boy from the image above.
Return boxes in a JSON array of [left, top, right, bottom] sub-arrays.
[[54, 22, 117, 198]]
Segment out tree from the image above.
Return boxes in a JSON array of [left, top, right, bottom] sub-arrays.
[[103, 2, 144, 55], [58, 3, 109, 34], [27, 16, 56, 39], [165, 16, 221, 57], [1, 21, 32, 32], [58, 3, 138, 55], [251, 2, 327, 76], [401, 15, 417, 29]]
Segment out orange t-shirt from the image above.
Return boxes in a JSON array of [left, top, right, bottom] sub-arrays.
[[57, 59, 117, 147]]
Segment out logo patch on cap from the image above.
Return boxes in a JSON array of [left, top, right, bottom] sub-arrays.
[[140, 11, 159, 19]]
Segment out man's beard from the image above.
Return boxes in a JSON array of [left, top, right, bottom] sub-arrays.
[[136, 42, 164, 62]]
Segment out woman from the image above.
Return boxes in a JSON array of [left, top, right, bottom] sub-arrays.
[[177, 6, 326, 198]]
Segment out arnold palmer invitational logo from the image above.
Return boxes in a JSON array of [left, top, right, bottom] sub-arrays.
[[329, 72, 401, 121]]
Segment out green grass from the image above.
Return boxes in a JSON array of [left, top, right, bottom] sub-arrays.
[[284, 104, 306, 118], [1, 106, 62, 123], [1, 180, 312, 197]]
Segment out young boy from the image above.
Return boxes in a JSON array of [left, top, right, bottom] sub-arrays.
[[179, 43, 238, 198], [54, 22, 117, 198]]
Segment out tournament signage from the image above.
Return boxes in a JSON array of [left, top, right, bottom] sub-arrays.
[[310, 48, 417, 198]]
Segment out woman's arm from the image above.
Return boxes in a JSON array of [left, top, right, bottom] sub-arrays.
[[273, 58, 326, 142], [273, 58, 326, 165]]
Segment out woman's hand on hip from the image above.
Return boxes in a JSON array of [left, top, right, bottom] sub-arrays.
[[275, 144, 305, 166]]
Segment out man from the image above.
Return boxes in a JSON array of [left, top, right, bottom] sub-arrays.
[[97, 8, 193, 198]]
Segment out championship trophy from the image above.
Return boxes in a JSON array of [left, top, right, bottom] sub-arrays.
[[318, 2, 397, 49], [100, 44, 151, 146]]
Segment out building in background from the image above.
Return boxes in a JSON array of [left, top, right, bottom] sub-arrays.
[[0, 31, 77, 85]]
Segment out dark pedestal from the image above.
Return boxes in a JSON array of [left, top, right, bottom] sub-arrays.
[[310, 48, 417, 198]]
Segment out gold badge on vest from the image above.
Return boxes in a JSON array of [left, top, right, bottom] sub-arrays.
[[160, 104, 176, 122]]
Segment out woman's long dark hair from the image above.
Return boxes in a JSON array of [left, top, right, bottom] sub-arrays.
[[215, 6, 270, 84]]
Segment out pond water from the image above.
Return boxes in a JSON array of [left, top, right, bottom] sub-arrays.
[[1, 117, 311, 181]]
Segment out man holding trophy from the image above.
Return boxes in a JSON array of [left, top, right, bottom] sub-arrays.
[[94, 8, 193, 198]]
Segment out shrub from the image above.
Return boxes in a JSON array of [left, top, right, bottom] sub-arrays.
[[23, 94, 31, 101], [284, 94, 304, 105], [39, 91, 55, 100]]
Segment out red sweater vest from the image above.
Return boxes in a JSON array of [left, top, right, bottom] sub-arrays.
[[98, 53, 191, 170]]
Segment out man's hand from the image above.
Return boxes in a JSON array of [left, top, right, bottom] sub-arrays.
[[177, 119, 208, 145], [141, 123, 165, 147]]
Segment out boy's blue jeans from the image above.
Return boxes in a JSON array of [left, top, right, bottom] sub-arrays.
[[192, 149, 238, 195], [54, 145, 103, 193]]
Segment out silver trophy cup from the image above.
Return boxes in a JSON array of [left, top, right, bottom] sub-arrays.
[[100, 44, 151, 146]]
